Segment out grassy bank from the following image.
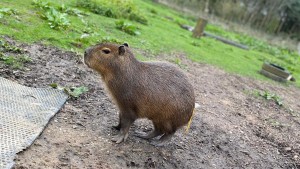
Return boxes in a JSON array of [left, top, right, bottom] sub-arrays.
[[0, 0, 299, 86]]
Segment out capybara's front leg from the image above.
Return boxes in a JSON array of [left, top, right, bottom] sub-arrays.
[[111, 112, 136, 144]]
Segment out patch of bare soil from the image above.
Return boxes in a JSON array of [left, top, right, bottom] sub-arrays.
[[1, 39, 299, 169]]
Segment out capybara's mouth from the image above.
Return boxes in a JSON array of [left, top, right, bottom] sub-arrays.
[[83, 58, 89, 67], [83, 57, 90, 67]]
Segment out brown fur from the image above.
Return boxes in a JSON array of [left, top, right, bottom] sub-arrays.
[[84, 43, 195, 145]]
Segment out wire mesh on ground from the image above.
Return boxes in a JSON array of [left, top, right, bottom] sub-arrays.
[[0, 77, 68, 169]]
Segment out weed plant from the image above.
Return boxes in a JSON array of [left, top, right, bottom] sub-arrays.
[[32, 0, 71, 30], [258, 90, 283, 106], [0, 39, 31, 70]]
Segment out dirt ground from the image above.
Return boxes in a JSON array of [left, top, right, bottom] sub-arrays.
[[1, 38, 300, 169]]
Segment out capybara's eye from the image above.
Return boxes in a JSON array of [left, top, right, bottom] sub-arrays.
[[102, 49, 111, 54]]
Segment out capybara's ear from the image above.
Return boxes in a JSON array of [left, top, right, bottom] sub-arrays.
[[119, 45, 126, 55], [123, 43, 129, 47]]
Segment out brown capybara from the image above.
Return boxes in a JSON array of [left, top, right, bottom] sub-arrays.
[[84, 43, 195, 146]]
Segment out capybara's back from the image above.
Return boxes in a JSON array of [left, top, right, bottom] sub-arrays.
[[132, 61, 195, 131], [84, 43, 195, 146]]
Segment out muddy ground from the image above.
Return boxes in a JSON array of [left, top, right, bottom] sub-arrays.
[[1, 39, 300, 169]]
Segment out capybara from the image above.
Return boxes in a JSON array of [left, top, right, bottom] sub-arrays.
[[84, 43, 195, 146]]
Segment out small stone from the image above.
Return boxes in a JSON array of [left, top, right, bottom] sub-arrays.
[[60, 163, 68, 166], [293, 155, 298, 160], [132, 149, 142, 152]]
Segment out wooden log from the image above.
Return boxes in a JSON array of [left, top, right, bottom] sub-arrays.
[[260, 62, 296, 82], [192, 18, 207, 38], [262, 62, 290, 79], [260, 69, 287, 82], [203, 32, 249, 50]]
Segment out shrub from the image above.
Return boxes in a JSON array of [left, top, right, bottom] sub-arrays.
[[76, 0, 148, 25], [59, 4, 87, 17], [115, 20, 140, 36]]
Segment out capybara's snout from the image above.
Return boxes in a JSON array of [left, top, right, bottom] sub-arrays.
[[84, 47, 92, 66]]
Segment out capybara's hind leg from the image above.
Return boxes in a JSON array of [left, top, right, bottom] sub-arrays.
[[151, 131, 175, 147], [135, 129, 162, 139], [135, 122, 163, 139]]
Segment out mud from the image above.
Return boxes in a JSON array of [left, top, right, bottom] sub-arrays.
[[1, 39, 299, 169]]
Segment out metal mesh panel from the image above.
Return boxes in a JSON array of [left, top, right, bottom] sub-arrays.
[[0, 77, 68, 169]]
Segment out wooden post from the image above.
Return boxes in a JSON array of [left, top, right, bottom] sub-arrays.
[[192, 18, 207, 38]]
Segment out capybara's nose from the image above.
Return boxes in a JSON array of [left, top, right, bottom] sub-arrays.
[[84, 47, 92, 64]]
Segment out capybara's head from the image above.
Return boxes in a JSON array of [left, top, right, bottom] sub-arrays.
[[84, 43, 130, 74]]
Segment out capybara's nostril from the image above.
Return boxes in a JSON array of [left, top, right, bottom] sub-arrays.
[[84, 51, 87, 62]]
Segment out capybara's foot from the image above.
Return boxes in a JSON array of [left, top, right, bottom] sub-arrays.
[[134, 130, 162, 140], [111, 132, 129, 144], [150, 132, 175, 147]]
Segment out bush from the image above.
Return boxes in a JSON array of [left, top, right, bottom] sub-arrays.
[[115, 20, 140, 36], [59, 4, 87, 17], [76, 0, 148, 25]]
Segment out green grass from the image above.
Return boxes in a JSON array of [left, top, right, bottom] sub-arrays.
[[0, 39, 31, 69], [0, 0, 299, 87]]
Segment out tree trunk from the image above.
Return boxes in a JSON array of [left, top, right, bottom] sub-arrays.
[[192, 18, 208, 38]]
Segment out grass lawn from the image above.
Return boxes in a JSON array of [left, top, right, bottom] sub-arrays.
[[1, 0, 299, 86]]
